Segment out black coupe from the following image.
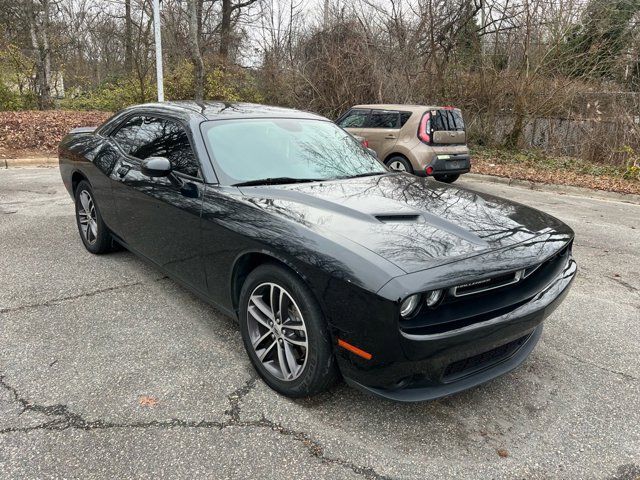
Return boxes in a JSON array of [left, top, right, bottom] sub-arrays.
[[59, 102, 576, 402]]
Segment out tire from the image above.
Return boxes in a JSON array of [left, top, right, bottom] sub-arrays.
[[74, 180, 114, 254], [433, 174, 460, 183], [239, 263, 339, 398], [385, 155, 413, 173]]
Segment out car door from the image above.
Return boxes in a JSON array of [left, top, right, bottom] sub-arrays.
[[109, 114, 206, 291], [359, 110, 400, 158], [336, 108, 370, 137], [107, 114, 157, 243]]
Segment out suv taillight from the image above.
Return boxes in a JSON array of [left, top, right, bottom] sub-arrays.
[[418, 112, 431, 144], [361, 139, 369, 148]]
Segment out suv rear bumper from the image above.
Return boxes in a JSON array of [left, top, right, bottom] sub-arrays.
[[429, 154, 470, 176], [413, 153, 471, 176]]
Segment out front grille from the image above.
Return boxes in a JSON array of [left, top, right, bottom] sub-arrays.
[[451, 270, 523, 297], [442, 334, 530, 381]]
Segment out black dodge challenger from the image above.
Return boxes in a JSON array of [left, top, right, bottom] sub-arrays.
[[59, 102, 576, 402]]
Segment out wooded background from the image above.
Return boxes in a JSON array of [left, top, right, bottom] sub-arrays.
[[1, 0, 640, 172]]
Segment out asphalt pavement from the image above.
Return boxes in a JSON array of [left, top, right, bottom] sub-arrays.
[[1, 167, 638, 479]]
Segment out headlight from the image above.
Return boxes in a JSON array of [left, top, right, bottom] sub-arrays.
[[425, 289, 443, 307], [400, 294, 421, 318]]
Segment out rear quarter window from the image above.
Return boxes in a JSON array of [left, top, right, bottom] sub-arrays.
[[399, 112, 412, 128]]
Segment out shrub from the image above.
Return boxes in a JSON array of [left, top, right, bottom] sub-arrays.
[[58, 78, 155, 111], [0, 83, 37, 110]]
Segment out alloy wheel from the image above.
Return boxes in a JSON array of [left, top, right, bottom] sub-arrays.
[[388, 160, 407, 171], [78, 190, 98, 245], [246, 282, 309, 381]]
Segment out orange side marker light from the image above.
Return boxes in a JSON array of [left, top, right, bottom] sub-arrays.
[[337, 339, 372, 360]]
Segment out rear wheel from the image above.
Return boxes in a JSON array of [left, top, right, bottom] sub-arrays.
[[385, 155, 413, 173], [239, 263, 338, 397], [433, 174, 460, 183], [74, 180, 114, 254]]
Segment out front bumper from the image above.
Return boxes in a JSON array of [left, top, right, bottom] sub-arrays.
[[338, 256, 576, 402]]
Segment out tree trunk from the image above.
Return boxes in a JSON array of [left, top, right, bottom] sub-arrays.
[[219, 0, 232, 63], [26, 0, 52, 109], [124, 0, 133, 73], [187, 0, 204, 102]]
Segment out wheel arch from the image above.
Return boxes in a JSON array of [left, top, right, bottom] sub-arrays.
[[383, 152, 409, 164], [229, 250, 311, 315], [71, 170, 89, 194]]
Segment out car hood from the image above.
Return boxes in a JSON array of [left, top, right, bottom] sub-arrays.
[[238, 173, 572, 274]]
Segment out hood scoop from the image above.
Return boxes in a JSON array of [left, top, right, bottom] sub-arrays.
[[375, 214, 422, 224]]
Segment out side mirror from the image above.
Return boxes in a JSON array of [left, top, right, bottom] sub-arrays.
[[141, 157, 172, 177]]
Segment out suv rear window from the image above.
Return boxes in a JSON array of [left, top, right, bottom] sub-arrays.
[[432, 109, 465, 131]]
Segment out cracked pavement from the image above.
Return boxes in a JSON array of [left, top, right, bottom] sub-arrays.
[[1, 167, 639, 479]]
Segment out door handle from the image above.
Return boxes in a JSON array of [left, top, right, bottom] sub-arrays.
[[117, 165, 131, 178], [385, 135, 396, 139]]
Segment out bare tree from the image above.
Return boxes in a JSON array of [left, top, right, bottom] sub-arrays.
[[219, 0, 259, 63], [125, 0, 134, 73], [187, 0, 204, 101], [25, 0, 52, 109]]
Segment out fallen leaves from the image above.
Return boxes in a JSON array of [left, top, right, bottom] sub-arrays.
[[0, 110, 112, 158], [472, 152, 640, 196], [497, 448, 509, 458], [138, 395, 159, 408]]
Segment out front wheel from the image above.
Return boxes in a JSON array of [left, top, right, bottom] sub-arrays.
[[239, 264, 339, 397], [74, 180, 114, 254], [433, 174, 460, 183]]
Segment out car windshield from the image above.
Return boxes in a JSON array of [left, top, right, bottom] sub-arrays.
[[201, 118, 387, 185]]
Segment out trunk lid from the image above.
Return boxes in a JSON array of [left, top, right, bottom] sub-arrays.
[[431, 109, 466, 145]]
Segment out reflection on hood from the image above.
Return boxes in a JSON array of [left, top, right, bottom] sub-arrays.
[[239, 173, 572, 274]]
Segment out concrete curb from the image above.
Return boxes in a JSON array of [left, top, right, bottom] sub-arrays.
[[461, 173, 640, 205], [2, 157, 57, 168]]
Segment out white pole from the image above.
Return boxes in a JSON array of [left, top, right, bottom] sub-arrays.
[[152, 0, 164, 102]]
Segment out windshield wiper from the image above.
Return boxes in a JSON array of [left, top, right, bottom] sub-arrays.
[[335, 171, 387, 180], [233, 177, 323, 187]]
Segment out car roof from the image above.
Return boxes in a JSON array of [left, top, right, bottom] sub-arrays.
[[351, 104, 456, 112], [127, 101, 328, 121]]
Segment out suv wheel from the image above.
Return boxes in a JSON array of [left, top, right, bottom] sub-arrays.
[[239, 264, 339, 397], [385, 156, 413, 173]]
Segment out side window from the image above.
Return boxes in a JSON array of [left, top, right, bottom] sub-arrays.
[[337, 109, 369, 128], [367, 110, 399, 129], [130, 116, 200, 177], [111, 116, 144, 155], [399, 112, 412, 128]]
